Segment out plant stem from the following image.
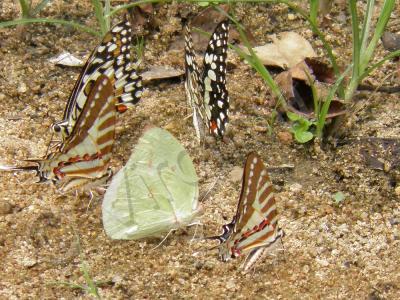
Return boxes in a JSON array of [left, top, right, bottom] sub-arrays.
[[18, 0, 31, 18], [309, 0, 319, 25], [0, 18, 101, 36]]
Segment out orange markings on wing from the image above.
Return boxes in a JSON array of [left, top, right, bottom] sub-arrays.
[[116, 104, 128, 113], [210, 121, 218, 133]]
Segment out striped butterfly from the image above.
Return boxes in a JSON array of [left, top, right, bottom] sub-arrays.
[[52, 18, 142, 141], [184, 20, 230, 140], [210, 152, 284, 271], [1, 75, 116, 192]]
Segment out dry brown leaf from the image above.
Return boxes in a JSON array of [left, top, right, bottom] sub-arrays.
[[142, 66, 184, 84], [254, 32, 316, 69], [275, 60, 346, 119]]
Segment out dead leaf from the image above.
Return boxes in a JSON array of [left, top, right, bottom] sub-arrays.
[[170, 5, 246, 51], [253, 32, 316, 69], [275, 60, 346, 119], [49, 51, 84, 67], [142, 66, 184, 84], [305, 57, 335, 84], [128, 4, 154, 30]]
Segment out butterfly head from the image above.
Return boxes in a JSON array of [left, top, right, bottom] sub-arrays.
[[51, 120, 71, 139]]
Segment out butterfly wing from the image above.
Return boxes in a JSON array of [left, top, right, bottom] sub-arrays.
[[184, 23, 205, 141], [53, 18, 142, 139], [41, 75, 116, 190], [102, 127, 199, 240], [217, 152, 284, 263], [201, 20, 230, 137]]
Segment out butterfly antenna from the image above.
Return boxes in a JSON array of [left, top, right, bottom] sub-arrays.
[[200, 176, 219, 202], [189, 223, 200, 245], [86, 191, 95, 213], [151, 229, 174, 251]]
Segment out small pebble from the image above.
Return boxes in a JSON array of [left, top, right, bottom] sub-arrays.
[[389, 218, 399, 226], [289, 183, 302, 192], [381, 32, 400, 51], [277, 131, 293, 145], [254, 126, 267, 133], [229, 166, 243, 183], [17, 82, 27, 93], [226, 278, 236, 290], [395, 185, 400, 197], [288, 13, 295, 21], [0, 200, 13, 215]]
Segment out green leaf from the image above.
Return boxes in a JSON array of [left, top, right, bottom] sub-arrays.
[[198, 1, 210, 6], [294, 130, 313, 143], [287, 111, 302, 121]]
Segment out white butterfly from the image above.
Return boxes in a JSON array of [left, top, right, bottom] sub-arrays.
[[102, 127, 200, 239]]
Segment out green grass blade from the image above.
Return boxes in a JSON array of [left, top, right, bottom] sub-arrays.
[[309, 0, 319, 25], [361, 0, 395, 71], [47, 281, 86, 290], [0, 18, 101, 36], [103, 0, 111, 31], [360, 49, 400, 82], [349, 0, 360, 78], [91, 0, 108, 35], [81, 263, 100, 299], [135, 36, 145, 65], [317, 65, 351, 138], [359, 0, 374, 55], [108, 0, 161, 18], [18, 0, 31, 18]]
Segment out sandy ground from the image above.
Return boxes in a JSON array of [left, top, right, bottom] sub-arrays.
[[0, 1, 399, 299]]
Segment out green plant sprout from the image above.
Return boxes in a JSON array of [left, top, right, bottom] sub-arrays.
[[287, 112, 315, 143], [332, 191, 346, 205], [47, 235, 109, 299], [287, 65, 349, 143], [92, 0, 111, 35], [18, 0, 53, 18], [135, 36, 145, 66]]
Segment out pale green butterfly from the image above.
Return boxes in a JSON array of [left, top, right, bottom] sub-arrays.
[[102, 127, 199, 239]]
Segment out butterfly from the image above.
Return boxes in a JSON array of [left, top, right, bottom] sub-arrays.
[[102, 127, 199, 240], [52, 18, 143, 142], [184, 20, 230, 140], [1, 75, 116, 192], [209, 152, 284, 271]]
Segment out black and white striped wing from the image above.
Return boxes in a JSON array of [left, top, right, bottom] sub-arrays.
[[184, 23, 205, 141], [201, 20, 230, 137], [53, 18, 142, 140]]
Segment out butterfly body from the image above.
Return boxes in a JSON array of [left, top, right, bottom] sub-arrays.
[[212, 152, 284, 270], [184, 20, 230, 140]]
